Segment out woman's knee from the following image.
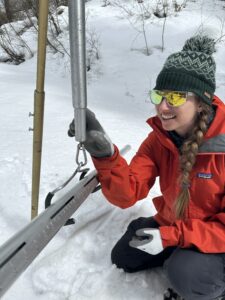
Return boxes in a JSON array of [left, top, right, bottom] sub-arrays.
[[111, 236, 144, 273], [110, 224, 138, 272], [111, 248, 134, 273], [111, 240, 126, 270], [111, 217, 160, 273], [111, 216, 153, 268], [164, 249, 225, 300]]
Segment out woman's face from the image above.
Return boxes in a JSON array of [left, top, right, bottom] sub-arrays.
[[155, 93, 202, 137]]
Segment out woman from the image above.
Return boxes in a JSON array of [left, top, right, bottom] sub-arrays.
[[69, 35, 225, 300]]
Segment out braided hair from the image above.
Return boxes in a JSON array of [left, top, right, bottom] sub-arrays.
[[175, 101, 214, 219]]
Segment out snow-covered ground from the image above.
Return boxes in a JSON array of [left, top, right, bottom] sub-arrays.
[[0, 0, 225, 299]]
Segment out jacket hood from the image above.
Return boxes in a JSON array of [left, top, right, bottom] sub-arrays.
[[147, 95, 225, 154]]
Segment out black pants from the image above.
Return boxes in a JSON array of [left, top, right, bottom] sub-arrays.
[[111, 217, 225, 300]]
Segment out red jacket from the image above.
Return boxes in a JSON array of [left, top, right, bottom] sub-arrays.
[[92, 96, 225, 253]]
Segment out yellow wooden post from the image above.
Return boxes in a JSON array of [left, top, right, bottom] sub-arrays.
[[31, 0, 49, 219]]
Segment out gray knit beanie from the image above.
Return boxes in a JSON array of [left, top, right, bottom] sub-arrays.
[[154, 35, 216, 105]]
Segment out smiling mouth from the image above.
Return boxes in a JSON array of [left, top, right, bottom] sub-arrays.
[[161, 114, 176, 120]]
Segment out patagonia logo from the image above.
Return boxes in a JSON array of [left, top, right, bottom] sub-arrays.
[[197, 173, 213, 179]]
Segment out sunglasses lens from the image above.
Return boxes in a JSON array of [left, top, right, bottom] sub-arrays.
[[150, 90, 163, 104], [150, 90, 187, 107], [167, 92, 186, 107]]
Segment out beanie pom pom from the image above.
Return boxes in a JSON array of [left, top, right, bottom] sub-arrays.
[[182, 35, 216, 55]]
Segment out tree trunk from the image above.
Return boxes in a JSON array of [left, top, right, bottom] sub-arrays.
[[3, 0, 14, 22]]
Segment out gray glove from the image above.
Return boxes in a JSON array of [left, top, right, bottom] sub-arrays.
[[129, 228, 163, 255], [68, 109, 114, 158]]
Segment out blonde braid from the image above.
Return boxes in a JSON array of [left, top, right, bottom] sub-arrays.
[[175, 103, 214, 219]]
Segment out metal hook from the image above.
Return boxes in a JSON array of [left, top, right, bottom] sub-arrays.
[[76, 143, 87, 170]]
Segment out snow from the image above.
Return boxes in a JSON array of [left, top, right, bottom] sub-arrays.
[[0, 0, 225, 299]]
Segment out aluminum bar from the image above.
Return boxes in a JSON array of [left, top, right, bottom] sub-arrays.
[[0, 172, 98, 298], [69, 0, 87, 142]]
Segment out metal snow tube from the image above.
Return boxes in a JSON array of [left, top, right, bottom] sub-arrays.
[[0, 171, 99, 298], [0, 145, 131, 298], [31, 0, 49, 220], [69, 0, 87, 143]]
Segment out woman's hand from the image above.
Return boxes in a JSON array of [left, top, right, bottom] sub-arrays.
[[129, 228, 163, 255], [68, 109, 114, 158]]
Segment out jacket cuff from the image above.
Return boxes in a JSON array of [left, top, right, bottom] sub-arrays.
[[159, 226, 180, 248], [92, 145, 119, 169]]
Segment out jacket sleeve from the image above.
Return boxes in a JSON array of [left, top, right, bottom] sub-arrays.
[[160, 195, 225, 253], [92, 133, 159, 209]]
